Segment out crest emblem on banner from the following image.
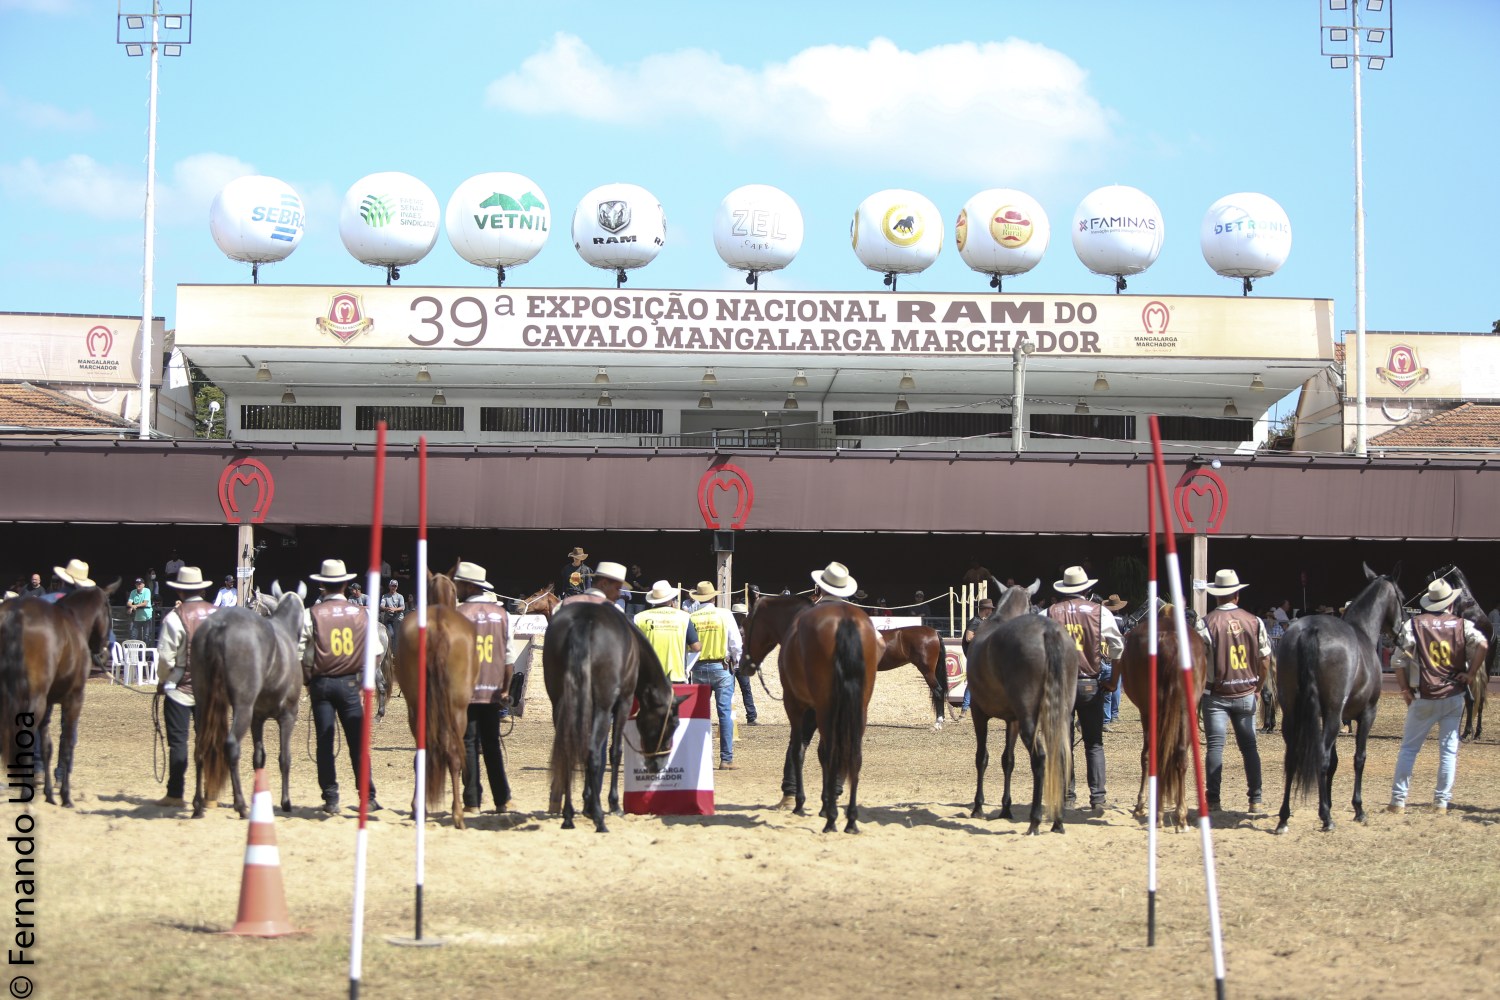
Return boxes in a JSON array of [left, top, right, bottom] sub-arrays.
[[1374, 343, 1430, 394], [697, 463, 754, 530], [218, 457, 276, 524], [1173, 467, 1229, 535], [315, 291, 374, 343]]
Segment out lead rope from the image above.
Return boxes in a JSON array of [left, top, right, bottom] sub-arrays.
[[150, 692, 166, 783]]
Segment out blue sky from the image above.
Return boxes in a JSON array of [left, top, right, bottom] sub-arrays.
[[1, 0, 1495, 336]]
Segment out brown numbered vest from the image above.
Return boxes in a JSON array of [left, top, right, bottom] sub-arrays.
[[1048, 599, 1103, 678], [176, 599, 217, 697], [459, 600, 511, 705], [1205, 606, 1262, 697], [1412, 612, 1465, 700], [309, 599, 368, 678]]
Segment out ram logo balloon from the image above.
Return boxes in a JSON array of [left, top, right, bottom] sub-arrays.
[[572, 182, 666, 287], [1071, 185, 1165, 293], [445, 171, 551, 287], [338, 171, 441, 284], [209, 175, 306, 283], [851, 189, 942, 291], [712, 184, 804, 289], [1200, 192, 1292, 295], [955, 189, 1050, 292]]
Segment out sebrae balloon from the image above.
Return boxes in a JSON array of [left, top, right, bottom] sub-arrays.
[[209, 175, 306, 265]]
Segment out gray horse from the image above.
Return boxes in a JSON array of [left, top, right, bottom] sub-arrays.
[[190, 584, 305, 818]]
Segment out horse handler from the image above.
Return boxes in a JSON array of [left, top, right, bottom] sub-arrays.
[[1387, 579, 1488, 815], [688, 581, 743, 770], [1200, 569, 1270, 814], [154, 565, 218, 809], [301, 558, 385, 816], [1048, 566, 1122, 817], [455, 561, 515, 813]]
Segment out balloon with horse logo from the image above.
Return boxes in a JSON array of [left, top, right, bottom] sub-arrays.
[[850, 188, 943, 289]]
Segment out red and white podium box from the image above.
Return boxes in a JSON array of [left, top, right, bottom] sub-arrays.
[[623, 682, 714, 816], [942, 638, 968, 704]]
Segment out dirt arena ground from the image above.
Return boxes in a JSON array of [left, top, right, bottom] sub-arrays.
[[9, 660, 1500, 1000]]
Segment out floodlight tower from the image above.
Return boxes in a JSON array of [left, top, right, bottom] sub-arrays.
[[1321, 0, 1394, 457], [117, 2, 193, 439]]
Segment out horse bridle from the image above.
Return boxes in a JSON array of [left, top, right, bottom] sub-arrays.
[[622, 701, 676, 759]]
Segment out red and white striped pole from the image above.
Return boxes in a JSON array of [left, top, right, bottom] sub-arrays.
[[349, 420, 387, 1000], [413, 437, 430, 939], [1148, 415, 1227, 1000], [1146, 466, 1159, 947]]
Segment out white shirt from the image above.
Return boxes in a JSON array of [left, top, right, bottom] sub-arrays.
[[214, 586, 238, 607]]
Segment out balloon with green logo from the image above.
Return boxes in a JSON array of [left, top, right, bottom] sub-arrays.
[[446, 172, 551, 286], [338, 171, 440, 283]]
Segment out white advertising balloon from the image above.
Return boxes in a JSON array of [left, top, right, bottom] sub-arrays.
[[956, 189, 1050, 285], [572, 183, 666, 279], [1201, 192, 1291, 287], [851, 189, 942, 286], [445, 172, 551, 277], [338, 172, 440, 276], [1071, 185, 1164, 285], [713, 184, 804, 279], [209, 175, 305, 265]]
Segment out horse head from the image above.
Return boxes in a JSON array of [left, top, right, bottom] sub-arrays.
[[993, 582, 1039, 622], [512, 583, 557, 618], [743, 594, 811, 674], [428, 570, 459, 609], [1350, 562, 1405, 638]]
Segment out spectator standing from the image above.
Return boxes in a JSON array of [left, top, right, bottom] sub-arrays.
[[348, 581, 368, 607], [379, 579, 406, 648], [214, 576, 238, 607], [960, 557, 992, 588], [957, 598, 996, 721], [1048, 565, 1123, 816], [687, 581, 742, 770], [127, 577, 154, 643], [154, 566, 217, 808], [1200, 570, 1269, 814], [1099, 594, 1129, 727], [730, 602, 758, 725], [559, 546, 593, 597], [634, 581, 699, 683], [21, 573, 45, 598], [560, 561, 628, 608], [164, 551, 184, 580], [454, 561, 515, 813], [1387, 579, 1488, 814]]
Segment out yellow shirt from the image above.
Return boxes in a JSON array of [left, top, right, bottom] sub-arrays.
[[635, 606, 692, 682]]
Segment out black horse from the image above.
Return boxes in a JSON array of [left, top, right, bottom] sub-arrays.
[[1274, 562, 1402, 834], [543, 602, 683, 832], [963, 581, 1075, 835], [190, 587, 305, 818]]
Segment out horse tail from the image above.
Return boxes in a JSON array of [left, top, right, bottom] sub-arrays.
[[1285, 628, 1324, 800], [195, 626, 232, 804], [424, 614, 462, 808], [1156, 635, 1189, 819], [0, 602, 30, 770], [929, 635, 949, 718], [825, 617, 867, 787], [548, 612, 593, 807], [1036, 624, 1073, 823]]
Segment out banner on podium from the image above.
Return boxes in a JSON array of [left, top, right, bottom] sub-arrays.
[[624, 682, 714, 816]]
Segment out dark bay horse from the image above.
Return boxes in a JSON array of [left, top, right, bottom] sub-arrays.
[[394, 571, 478, 829], [963, 582, 1074, 835], [191, 589, 305, 818], [58, 582, 120, 676], [1113, 606, 1209, 829], [0, 594, 98, 806], [1274, 563, 1402, 834], [877, 626, 948, 727], [542, 601, 682, 832]]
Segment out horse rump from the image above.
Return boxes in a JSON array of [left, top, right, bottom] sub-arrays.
[[1282, 625, 1325, 801], [825, 617, 867, 785], [1035, 623, 1072, 824], [545, 607, 595, 809], [0, 600, 33, 771], [422, 610, 471, 810], [190, 609, 266, 805]]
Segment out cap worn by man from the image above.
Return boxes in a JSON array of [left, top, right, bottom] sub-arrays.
[[567, 546, 588, 561]]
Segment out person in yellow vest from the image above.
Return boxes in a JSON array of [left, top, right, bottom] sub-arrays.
[[688, 581, 743, 770], [153, 565, 218, 808], [634, 580, 700, 683], [454, 561, 516, 813]]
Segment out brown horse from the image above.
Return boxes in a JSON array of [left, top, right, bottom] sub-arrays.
[[0, 589, 109, 807], [745, 597, 880, 833], [1113, 606, 1209, 829], [393, 571, 479, 829], [963, 582, 1074, 835], [877, 626, 949, 728], [511, 583, 561, 619]]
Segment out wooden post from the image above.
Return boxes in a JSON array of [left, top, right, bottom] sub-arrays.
[[716, 551, 732, 609], [1191, 533, 1209, 620], [236, 523, 254, 605]]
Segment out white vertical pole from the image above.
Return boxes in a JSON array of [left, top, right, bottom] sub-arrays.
[[138, 1, 160, 439], [1352, 7, 1368, 457]]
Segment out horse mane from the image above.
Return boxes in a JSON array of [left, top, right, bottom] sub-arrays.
[[429, 571, 458, 609]]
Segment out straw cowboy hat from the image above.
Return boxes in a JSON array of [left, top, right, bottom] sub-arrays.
[[166, 566, 213, 590], [645, 580, 680, 606], [1419, 578, 1461, 612], [1053, 566, 1096, 595], [567, 546, 588, 561], [730, 603, 749, 614], [688, 581, 719, 602], [54, 558, 95, 588], [811, 561, 858, 598], [452, 561, 494, 590], [1205, 569, 1250, 597], [309, 558, 357, 584], [1103, 594, 1129, 612], [593, 561, 627, 583], [2, 591, 17, 601]]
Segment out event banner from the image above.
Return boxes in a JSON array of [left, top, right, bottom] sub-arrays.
[[1362, 332, 1500, 400], [176, 285, 1333, 361], [0, 312, 166, 386], [624, 682, 714, 816]]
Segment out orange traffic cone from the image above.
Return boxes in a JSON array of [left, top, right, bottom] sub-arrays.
[[226, 768, 299, 937]]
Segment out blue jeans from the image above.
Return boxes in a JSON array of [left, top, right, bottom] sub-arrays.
[[1099, 663, 1121, 722], [690, 662, 735, 763], [1203, 691, 1262, 805], [1390, 692, 1464, 807], [736, 669, 757, 723]]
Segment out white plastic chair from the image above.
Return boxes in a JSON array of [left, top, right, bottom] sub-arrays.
[[109, 641, 126, 684], [120, 640, 158, 686]]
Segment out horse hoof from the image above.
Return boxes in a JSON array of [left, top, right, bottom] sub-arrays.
[[1274, 824, 1289, 836], [1321, 822, 1335, 833], [999, 807, 1013, 821], [844, 822, 860, 835], [1024, 824, 1041, 836], [821, 820, 837, 834], [969, 806, 983, 820], [561, 818, 575, 830], [775, 795, 795, 811], [281, 801, 292, 815], [932, 720, 943, 731]]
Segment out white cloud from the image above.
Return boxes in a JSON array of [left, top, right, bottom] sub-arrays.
[[0, 151, 257, 223], [0, 87, 96, 130], [486, 35, 1115, 184]]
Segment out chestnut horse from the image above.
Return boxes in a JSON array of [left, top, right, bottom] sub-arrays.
[[0, 586, 113, 806], [543, 601, 683, 831], [963, 582, 1074, 835], [745, 597, 880, 833], [393, 571, 479, 829], [1113, 605, 1209, 829], [877, 626, 948, 728], [511, 583, 561, 619]]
